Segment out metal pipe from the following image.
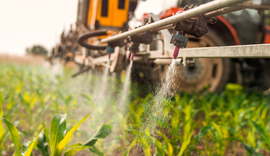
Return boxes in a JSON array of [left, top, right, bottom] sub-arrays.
[[154, 6, 245, 31], [154, 59, 182, 66], [239, 3, 270, 10], [204, 6, 245, 19], [101, 0, 248, 43], [204, 3, 270, 19], [152, 24, 173, 32]]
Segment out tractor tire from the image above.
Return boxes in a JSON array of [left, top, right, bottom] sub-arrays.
[[182, 31, 231, 92], [158, 30, 232, 93]]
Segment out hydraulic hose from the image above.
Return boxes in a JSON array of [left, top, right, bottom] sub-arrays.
[[78, 30, 109, 50]]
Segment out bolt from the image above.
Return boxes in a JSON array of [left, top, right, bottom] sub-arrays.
[[187, 60, 196, 64]]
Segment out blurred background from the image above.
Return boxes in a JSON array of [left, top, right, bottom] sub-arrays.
[[0, 0, 178, 56], [0, 0, 77, 55], [1, 0, 270, 156]]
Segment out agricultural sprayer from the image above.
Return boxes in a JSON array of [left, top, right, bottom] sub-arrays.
[[49, 0, 270, 92]]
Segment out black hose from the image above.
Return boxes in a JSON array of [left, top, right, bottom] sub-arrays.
[[72, 66, 92, 77], [78, 30, 108, 50]]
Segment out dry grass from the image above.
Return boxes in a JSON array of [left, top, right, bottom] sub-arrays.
[[0, 54, 45, 65]]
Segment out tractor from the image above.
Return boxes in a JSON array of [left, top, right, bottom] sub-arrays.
[[49, 0, 270, 93]]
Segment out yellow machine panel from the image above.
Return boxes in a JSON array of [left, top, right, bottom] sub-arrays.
[[87, 0, 129, 29]]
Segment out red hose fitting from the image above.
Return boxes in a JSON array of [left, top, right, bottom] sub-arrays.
[[130, 52, 135, 61], [172, 46, 180, 59]]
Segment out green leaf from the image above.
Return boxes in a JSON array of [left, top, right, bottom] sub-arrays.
[[80, 94, 91, 102], [242, 142, 263, 156], [49, 114, 67, 156], [56, 91, 65, 100], [65, 143, 83, 151], [0, 131, 8, 152], [64, 144, 88, 156], [30, 96, 37, 110], [89, 146, 104, 156], [194, 125, 212, 144], [80, 94, 94, 107], [83, 124, 112, 147], [250, 120, 270, 148], [43, 94, 51, 103], [1, 118, 21, 155], [123, 139, 137, 156], [16, 83, 23, 93], [23, 129, 44, 156], [23, 93, 30, 104], [140, 137, 151, 156], [93, 124, 113, 138], [0, 95, 3, 117], [144, 129, 164, 156], [18, 94, 30, 114], [178, 119, 193, 156], [37, 131, 49, 156], [227, 138, 263, 156], [178, 132, 192, 156], [22, 140, 32, 155], [14, 149, 22, 156], [57, 114, 89, 155], [0, 121, 4, 142], [127, 129, 164, 156], [0, 102, 4, 140], [64, 95, 72, 105]]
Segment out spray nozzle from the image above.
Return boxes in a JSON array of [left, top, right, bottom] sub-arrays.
[[130, 52, 135, 61], [172, 46, 180, 59], [170, 32, 188, 59]]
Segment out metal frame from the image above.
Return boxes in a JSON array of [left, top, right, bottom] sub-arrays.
[[73, 0, 270, 69], [143, 44, 270, 59], [86, 44, 270, 67]]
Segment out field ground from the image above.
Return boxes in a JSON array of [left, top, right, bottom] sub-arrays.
[[0, 55, 270, 156]]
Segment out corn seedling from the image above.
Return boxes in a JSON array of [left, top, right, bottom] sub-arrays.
[[1, 113, 112, 156]]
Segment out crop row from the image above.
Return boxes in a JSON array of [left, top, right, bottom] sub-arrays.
[[1, 63, 270, 155]]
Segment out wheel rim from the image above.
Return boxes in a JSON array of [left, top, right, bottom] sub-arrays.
[[177, 36, 226, 92]]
